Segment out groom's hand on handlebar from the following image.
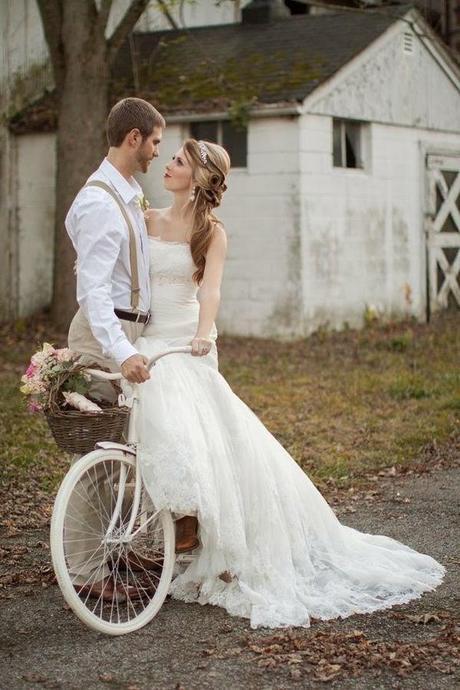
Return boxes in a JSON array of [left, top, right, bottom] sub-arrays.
[[120, 355, 150, 383]]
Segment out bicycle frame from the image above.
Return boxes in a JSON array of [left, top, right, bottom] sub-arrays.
[[85, 346, 192, 545]]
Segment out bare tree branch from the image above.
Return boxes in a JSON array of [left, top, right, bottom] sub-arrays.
[[97, 0, 113, 34], [156, 0, 180, 30], [36, 0, 65, 91], [107, 0, 150, 64]]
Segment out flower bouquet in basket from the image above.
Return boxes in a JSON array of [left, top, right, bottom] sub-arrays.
[[20, 343, 129, 454]]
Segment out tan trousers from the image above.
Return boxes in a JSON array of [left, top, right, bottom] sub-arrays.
[[68, 307, 144, 401], [66, 308, 144, 585]]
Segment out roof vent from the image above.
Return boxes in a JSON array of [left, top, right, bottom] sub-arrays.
[[402, 31, 414, 55], [242, 0, 290, 24]]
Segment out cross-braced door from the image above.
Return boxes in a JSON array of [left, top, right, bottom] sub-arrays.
[[425, 154, 460, 315]]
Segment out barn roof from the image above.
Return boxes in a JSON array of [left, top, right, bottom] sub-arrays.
[[8, 4, 451, 133]]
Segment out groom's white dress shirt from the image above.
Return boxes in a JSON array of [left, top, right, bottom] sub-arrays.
[[65, 158, 151, 367]]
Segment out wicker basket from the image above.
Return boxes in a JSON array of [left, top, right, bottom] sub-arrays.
[[45, 403, 130, 454]]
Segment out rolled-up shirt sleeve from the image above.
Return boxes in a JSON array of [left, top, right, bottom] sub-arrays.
[[70, 191, 137, 367]]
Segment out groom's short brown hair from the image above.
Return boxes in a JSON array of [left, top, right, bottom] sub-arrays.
[[106, 97, 165, 147]]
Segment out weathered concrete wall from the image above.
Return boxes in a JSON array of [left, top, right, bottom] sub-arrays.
[[306, 20, 460, 134], [0, 1, 49, 91], [4, 12, 460, 335], [298, 19, 460, 333], [0, 126, 17, 322], [16, 133, 56, 317], [7, 111, 460, 335], [0, 0, 52, 322], [0, 0, 246, 322], [299, 112, 460, 333], [7, 119, 300, 338], [217, 117, 303, 338]]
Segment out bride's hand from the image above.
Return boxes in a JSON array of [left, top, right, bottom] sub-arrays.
[[190, 336, 212, 357]]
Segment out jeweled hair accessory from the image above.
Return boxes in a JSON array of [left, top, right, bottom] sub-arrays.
[[198, 141, 208, 165]]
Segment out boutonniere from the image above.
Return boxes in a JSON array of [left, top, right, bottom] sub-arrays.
[[137, 195, 150, 212]]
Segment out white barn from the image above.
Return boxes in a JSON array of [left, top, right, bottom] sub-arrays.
[[4, 2, 460, 335]]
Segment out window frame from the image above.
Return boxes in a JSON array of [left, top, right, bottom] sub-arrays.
[[189, 119, 248, 169], [332, 118, 365, 170]]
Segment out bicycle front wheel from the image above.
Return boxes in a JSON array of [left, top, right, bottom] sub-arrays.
[[50, 449, 175, 635]]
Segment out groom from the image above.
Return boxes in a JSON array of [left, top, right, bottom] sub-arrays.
[[65, 97, 165, 600], [67, 96, 164, 388]]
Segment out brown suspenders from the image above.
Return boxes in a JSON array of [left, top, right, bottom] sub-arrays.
[[84, 180, 141, 311]]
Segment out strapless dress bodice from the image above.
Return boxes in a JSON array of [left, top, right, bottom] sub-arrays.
[[142, 236, 217, 341]]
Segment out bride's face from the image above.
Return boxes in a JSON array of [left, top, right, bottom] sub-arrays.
[[163, 147, 193, 193]]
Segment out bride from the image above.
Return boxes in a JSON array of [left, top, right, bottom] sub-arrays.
[[134, 137, 445, 629]]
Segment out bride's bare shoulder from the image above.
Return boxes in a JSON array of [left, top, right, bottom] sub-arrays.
[[208, 220, 227, 254], [145, 207, 169, 220], [212, 220, 227, 242]]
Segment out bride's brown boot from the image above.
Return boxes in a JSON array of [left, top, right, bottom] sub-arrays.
[[175, 516, 199, 553]]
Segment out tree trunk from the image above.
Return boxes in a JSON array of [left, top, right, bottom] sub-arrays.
[[36, 0, 154, 329], [51, 5, 109, 330]]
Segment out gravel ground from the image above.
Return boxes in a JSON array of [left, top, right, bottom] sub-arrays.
[[0, 466, 458, 690]]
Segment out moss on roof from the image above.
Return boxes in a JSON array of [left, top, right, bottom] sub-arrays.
[[9, 7, 411, 133]]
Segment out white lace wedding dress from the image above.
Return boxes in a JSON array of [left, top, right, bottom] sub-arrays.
[[134, 235, 445, 629]]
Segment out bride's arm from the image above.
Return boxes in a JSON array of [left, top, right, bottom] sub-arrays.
[[193, 224, 227, 352]]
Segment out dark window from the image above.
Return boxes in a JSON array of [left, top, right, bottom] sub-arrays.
[[333, 118, 363, 169], [222, 121, 247, 167], [285, 0, 308, 14], [190, 121, 218, 143], [190, 120, 247, 168]]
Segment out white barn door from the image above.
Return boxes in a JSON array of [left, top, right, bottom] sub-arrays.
[[425, 154, 460, 316]]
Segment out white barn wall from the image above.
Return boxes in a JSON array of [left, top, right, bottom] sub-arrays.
[[6, 11, 460, 335], [16, 133, 55, 316], [300, 112, 413, 331], [219, 117, 302, 338], [298, 17, 460, 333], [0, 0, 246, 322], [306, 18, 460, 133], [299, 113, 460, 333], [11, 113, 460, 335]]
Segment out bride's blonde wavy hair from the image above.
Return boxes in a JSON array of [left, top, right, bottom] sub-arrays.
[[183, 138, 231, 284]]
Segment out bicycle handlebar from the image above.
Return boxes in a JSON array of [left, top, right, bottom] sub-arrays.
[[85, 345, 193, 382]]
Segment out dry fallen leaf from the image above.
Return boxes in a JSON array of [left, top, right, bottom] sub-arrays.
[[99, 673, 114, 682]]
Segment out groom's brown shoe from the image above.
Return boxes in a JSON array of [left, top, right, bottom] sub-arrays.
[[74, 574, 142, 601], [175, 516, 200, 553]]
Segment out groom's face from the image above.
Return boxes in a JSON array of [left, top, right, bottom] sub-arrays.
[[135, 126, 163, 173]]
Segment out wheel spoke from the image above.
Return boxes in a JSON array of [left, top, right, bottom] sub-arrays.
[[64, 511, 104, 538], [53, 453, 174, 631]]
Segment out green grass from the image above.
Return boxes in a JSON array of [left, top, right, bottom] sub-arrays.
[[218, 311, 460, 485], [0, 311, 459, 496], [0, 316, 72, 494]]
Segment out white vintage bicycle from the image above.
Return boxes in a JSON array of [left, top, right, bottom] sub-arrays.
[[50, 346, 193, 636]]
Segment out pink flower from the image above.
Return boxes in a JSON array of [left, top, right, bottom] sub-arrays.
[[27, 400, 43, 413], [25, 363, 39, 378]]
